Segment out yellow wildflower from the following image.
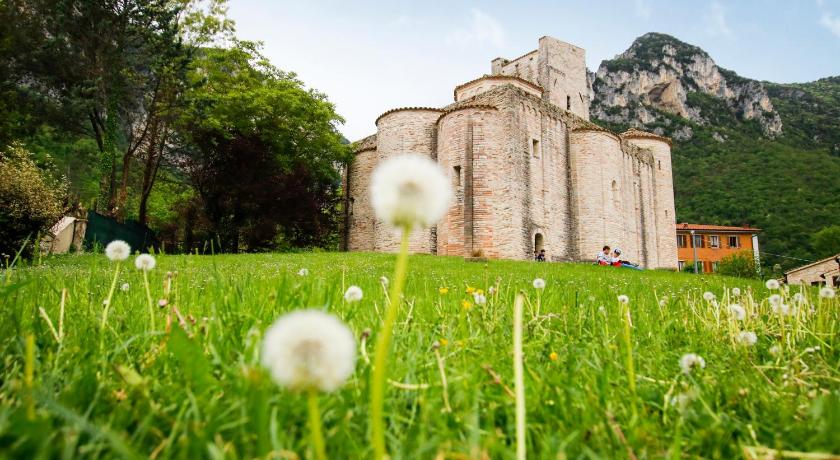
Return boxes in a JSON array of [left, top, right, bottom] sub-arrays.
[[461, 299, 472, 311], [466, 286, 475, 294], [549, 351, 558, 361], [439, 287, 449, 295], [476, 289, 484, 295], [439, 338, 449, 346]]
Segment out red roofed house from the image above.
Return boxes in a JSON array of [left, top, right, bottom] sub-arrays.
[[676, 223, 761, 273]]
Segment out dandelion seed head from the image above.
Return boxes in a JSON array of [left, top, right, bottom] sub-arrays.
[[792, 292, 804, 303], [344, 285, 363, 303], [768, 294, 782, 307], [261, 309, 356, 392], [737, 331, 757, 346], [617, 294, 629, 304], [120, 283, 130, 292], [473, 293, 487, 305], [379, 276, 389, 287], [679, 353, 706, 374], [105, 240, 131, 262], [731, 287, 741, 297], [769, 344, 781, 356], [820, 286, 836, 299], [771, 302, 791, 316], [728, 304, 746, 321], [370, 155, 451, 229], [533, 278, 546, 290], [765, 279, 780, 290], [703, 291, 715, 302], [134, 254, 156, 271], [297, 268, 309, 276]]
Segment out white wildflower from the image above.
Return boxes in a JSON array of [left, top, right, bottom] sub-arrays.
[[804, 346, 816, 353], [771, 302, 791, 316], [617, 295, 629, 304], [344, 285, 363, 303], [659, 298, 667, 307], [703, 291, 715, 302], [792, 292, 804, 303], [820, 286, 836, 299], [379, 276, 389, 287], [473, 293, 487, 305], [105, 240, 131, 262], [731, 287, 741, 297], [261, 309, 356, 392], [598, 306, 606, 314], [488, 286, 496, 295], [120, 283, 130, 292], [728, 304, 746, 321], [765, 279, 780, 290], [134, 254, 156, 271], [768, 294, 782, 307], [679, 353, 706, 374], [297, 268, 309, 276], [533, 278, 546, 290], [769, 344, 781, 356], [370, 154, 451, 229], [736, 331, 757, 346]]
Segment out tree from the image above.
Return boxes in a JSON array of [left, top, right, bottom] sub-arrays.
[[0, 143, 67, 256], [716, 252, 759, 279], [811, 225, 840, 258], [176, 42, 349, 251]]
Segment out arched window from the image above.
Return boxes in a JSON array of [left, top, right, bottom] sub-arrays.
[[534, 233, 544, 252]]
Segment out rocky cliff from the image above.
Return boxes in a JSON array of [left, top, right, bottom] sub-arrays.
[[590, 33, 783, 139]]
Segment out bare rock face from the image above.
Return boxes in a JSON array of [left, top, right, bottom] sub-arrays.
[[591, 33, 782, 137]]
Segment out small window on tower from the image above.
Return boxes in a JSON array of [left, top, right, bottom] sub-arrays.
[[349, 198, 355, 215], [453, 165, 461, 186], [532, 139, 540, 158], [658, 160, 662, 170], [566, 95, 571, 110]]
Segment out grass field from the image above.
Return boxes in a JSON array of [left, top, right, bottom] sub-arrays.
[[1, 251, 838, 459]]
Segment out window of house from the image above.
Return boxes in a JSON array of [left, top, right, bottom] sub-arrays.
[[678, 260, 685, 271], [532, 139, 540, 158], [728, 236, 740, 248], [677, 234, 687, 248], [709, 235, 720, 248], [693, 234, 705, 248], [453, 165, 461, 186], [812, 280, 826, 287]]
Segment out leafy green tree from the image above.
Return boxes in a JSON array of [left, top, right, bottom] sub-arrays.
[[811, 226, 840, 258], [716, 252, 759, 279], [0, 143, 67, 256], [176, 42, 350, 251]]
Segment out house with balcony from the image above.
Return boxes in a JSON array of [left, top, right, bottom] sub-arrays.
[[676, 223, 761, 273]]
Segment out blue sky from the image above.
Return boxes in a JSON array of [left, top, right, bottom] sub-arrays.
[[227, 0, 840, 140]]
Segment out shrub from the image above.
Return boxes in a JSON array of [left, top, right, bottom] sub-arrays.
[[716, 252, 760, 279], [0, 142, 67, 256]]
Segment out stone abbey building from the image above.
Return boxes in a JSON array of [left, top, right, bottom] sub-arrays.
[[342, 36, 678, 269]]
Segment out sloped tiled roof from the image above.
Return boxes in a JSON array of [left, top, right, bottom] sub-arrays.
[[621, 128, 672, 146], [676, 223, 761, 233]]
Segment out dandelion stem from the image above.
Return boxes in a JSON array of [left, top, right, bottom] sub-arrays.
[[100, 262, 121, 352], [143, 270, 155, 331], [24, 334, 35, 420], [621, 302, 638, 419], [307, 389, 327, 460], [513, 293, 526, 460], [370, 226, 411, 460]]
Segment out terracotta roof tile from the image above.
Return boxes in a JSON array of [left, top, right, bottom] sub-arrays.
[[676, 223, 761, 232]]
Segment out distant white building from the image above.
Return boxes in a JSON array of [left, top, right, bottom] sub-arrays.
[[784, 253, 840, 287], [41, 216, 86, 254]]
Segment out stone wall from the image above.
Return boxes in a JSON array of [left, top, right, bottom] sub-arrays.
[[346, 147, 377, 251], [372, 108, 441, 254], [786, 258, 840, 287]]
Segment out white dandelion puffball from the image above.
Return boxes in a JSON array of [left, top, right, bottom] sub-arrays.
[[737, 331, 757, 346], [488, 286, 496, 295], [598, 306, 606, 314], [769, 344, 781, 356], [679, 353, 706, 374], [379, 276, 389, 287], [134, 254, 156, 271], [105, 240, 131, 262], [533, 278, 546, 290], [768, 294, 782, 307], [297, 268, 309, 276], [731, 287, 741, 297], [728, 304, 746, 321], [771, 302, 791, 316], [120, 283, 130, 292], [792, 292, 804, 303], [473, 293, 487, 305], [820, 286, 836, 299], [370, 154, 451, 229], [702, 291, 716, 302], [617, 295, 629, 304], [344, 285, 363, 303], [261, 309, 356, 392], [765, 279, 780, 290]]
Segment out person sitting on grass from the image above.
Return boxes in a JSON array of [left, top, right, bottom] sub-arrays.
[[596, 245, 611, 265], [611, 248, 642, 269], [537, 249, 546, 262]]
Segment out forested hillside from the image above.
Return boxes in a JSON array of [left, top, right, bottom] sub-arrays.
[[591, 33, 840, 269]]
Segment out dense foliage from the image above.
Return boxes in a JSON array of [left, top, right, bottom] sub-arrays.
[[0, 143, 67, 256], [592, 35, 840, 270], [0, 0, 348, 252], [716, 252, 759, 279], [1, 252, 838, 457]]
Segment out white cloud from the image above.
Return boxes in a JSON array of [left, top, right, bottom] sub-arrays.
[[634, 0, 651, 19], [446, 9, 506, 48], [704, 1, 733, 37], [820, 12, 840, 37]]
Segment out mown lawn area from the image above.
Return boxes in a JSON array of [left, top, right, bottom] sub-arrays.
[[1, 252, 838, 458]]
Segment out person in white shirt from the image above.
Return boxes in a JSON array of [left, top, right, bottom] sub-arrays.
[[596, 245, 612, 265]]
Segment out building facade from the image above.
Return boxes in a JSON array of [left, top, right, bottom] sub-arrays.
[[784, 254, 840, 287], [343, 36, 678, 269], [676, 223, 761, 273]]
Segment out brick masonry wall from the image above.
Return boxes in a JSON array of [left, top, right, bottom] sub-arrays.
[[786, 259, 840, 287], [373, 109, 442, 254], [346, 148, 377, 251]]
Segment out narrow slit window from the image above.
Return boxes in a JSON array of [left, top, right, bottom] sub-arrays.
[[566, 95, 571, 110], [532, 139, 540, 158], [453, 165, 461, 186]]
